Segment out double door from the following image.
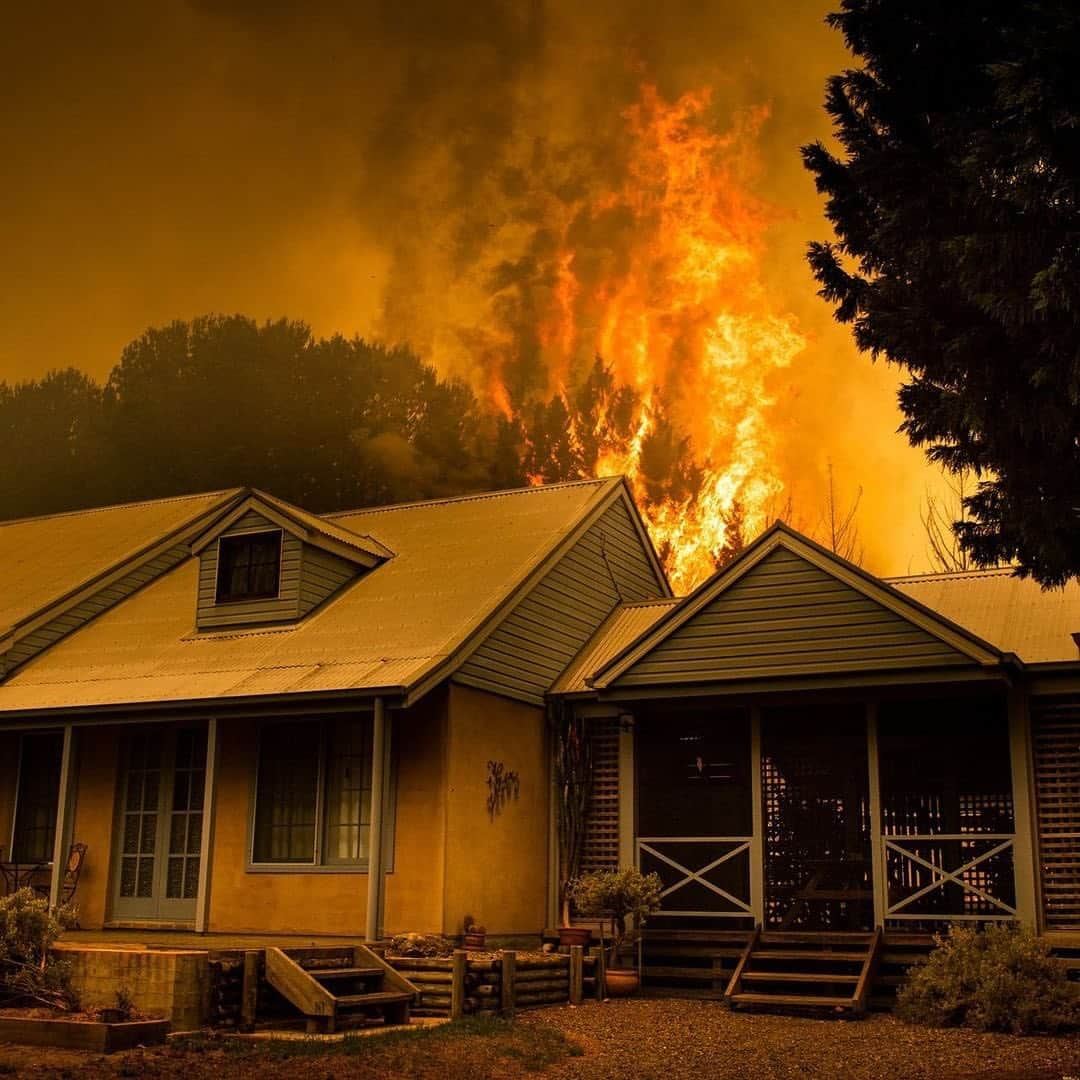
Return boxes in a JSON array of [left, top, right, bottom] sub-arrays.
[[111, 727, 206, 923]]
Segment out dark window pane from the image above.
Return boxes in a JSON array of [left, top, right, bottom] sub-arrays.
[[12, 734, 63, 862], [216, 531, 281, 602], [252, 722, 318, 863]]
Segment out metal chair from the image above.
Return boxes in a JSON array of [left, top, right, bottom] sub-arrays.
[[29, 843, 88, 906]]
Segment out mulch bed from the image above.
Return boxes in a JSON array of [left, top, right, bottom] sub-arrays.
[[520, 997, 1080, 1080]]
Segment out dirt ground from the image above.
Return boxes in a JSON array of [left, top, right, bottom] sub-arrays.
[[0, 999, 1077, 1079], [522, 998, 1080, 1080]]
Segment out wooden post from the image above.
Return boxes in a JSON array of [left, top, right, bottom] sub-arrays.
[[749, 707, 764, 926], [240, 950, 259, 1032], [618, 714, 635, 868], [500, 950, 516, 1018], [450, 950, 467, 1021], [595, 941, 607, 1000], [569, 945, 583, 1004], [365, 698, 387, 943], [866, 702, 887, 928], [195, 718, 219, 934], [48, 725, 75, 912], [1008, 685, 1039, 929]]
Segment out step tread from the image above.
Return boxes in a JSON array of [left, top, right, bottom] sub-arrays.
[[335, 991, 414, 1008], [731, 992, 856, 1008], [310, 967, 383, 980], [751, 949, 867, 962], [742, 971, 859, 984]]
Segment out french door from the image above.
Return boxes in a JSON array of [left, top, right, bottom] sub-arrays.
[[111, 727, 206, 923]]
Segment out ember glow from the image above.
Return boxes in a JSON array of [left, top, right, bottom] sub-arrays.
[[492, 86, 806, 591]]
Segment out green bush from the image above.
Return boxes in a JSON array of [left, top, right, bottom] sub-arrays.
[[0, 889, 78, 1010], [896, 924, 1079, 1035], [568, 867, 662, 952]]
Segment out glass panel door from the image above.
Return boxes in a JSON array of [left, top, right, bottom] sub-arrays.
[[112, 727, 206, 923]]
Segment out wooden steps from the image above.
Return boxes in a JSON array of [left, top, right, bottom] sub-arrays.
[[724, 927, 883, 1017], [264, 945, 418, 1033]]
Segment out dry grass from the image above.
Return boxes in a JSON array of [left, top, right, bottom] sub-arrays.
[[0, 1015, 583, 1078]]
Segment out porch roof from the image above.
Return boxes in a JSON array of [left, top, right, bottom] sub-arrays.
[[0, 478, 623, 715], [888, 567, 1080, 664]]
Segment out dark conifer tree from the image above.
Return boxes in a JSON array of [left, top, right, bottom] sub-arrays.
[[804, 0, 1080, 585]]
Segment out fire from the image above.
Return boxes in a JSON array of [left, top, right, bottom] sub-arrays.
[[514, 85, 806, 591], [458, 82, 806, 592]]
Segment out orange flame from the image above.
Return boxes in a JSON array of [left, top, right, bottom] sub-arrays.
[[535, 85, 805, 591]]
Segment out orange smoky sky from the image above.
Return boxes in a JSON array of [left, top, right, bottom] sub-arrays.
[[1, 0, 944, 578]]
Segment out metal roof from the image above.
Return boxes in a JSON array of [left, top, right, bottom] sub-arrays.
[[0, 490, 240, 636], [0, 478, 620, 713], [551, 599, 679, 694], [888, 567, 1080, 664]]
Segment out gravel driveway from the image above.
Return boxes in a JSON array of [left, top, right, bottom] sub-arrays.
[[520, 997, 1080, 1080]]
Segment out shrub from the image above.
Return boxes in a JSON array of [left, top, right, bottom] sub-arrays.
[[568, 867, 662, 959], [897, 924, 1079, 1035], [0, 889, 78, 1010], [388, 932, 456, 958]]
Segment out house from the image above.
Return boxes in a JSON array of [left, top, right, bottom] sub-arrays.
[[0, 479, 668, 942], [1, 481, 1077, 976]]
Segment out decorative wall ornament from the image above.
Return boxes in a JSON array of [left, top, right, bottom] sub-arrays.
[[486, 760, 520, 821]]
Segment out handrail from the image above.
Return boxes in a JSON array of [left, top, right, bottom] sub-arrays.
[[883, 834, 1018, 919], [637, 836, 753, 918]]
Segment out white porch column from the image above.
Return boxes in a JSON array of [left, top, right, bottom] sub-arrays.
[[749, 706, 764, 925], [618, 714, 635, 869], [365, 698, 388, 942], [194, 718, 219, 934], [48, 725, 76, 912], [866, 702, 887, 928], [1007, 685, 1039, 929]]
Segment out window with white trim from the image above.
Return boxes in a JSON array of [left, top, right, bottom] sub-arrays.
[[251, 717, 384, 867]]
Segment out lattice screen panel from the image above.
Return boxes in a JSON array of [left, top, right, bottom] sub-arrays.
[[580, 718, 620, 873], [1034, 704, 1080, 929]]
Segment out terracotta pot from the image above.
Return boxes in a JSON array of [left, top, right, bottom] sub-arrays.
[[463, 932, 487, 950], [604, 968, 640, 997], [557, 925, 592, 949]]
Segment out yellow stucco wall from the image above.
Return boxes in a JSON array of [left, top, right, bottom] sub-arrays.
[[69, 725, 123, 929], [0, 731, 20, 858], [443, 683, 549, 936], [206, 692, 448, 936]]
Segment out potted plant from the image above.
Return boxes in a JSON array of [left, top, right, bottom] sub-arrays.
[[550, 703, 593, 948], [462, 915, 487, 951], [569, 867, 662, 996]]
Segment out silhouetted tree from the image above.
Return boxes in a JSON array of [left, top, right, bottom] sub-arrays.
[[0, 369, 107, 518], [0, 315, 522, 521], [804, 0, 1080, 585]]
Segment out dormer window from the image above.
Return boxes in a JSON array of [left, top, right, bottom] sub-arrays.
[[216, 531, 282, 603]]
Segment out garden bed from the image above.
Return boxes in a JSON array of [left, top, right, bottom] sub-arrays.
[[387, 948, 599, 1018], [0, 1008, 169, 1052]]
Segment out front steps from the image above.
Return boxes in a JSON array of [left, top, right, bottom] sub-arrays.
[[265, 945, 418, 1033], [724, 928, 883, 1016]]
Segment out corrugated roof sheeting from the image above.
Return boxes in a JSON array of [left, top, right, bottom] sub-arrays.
[[0, 490, 238, 634], [553, 599, 678, 693], [889, 568, 1080, 664], [0, 479, 615, 711]]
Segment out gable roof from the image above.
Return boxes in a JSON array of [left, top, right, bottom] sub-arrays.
[[189, 490, 392, 567], [889, 567, 1080, 664], [0, 478, 644, 715], [589, 522, 1004, 691], [0, 489, 242, 644]]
